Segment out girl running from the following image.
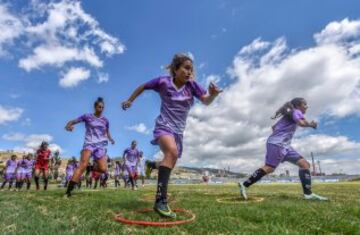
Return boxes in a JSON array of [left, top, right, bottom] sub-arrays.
[[121, 53, 222, 218], [122, 140, 140, 190], [239, 98, 328, 201], [64, 97, 115, 197], [1, 155, 17, 190], [65, 157, 77, 187], [34, 141, 51, 190]]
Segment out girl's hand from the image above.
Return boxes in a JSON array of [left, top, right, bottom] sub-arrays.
[[310, 120, 317, 129], [65, 124, 74, 132], [208, 82, 223, 96], [122, 101, 132, 110]]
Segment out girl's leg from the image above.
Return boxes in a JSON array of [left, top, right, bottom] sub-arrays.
[[26, 177, 31, 190], [34, 169, 41, 190], [1, 180, 7, 189], [43, 170, 49, 190], [154, 135, 178, 218], [65, 150, 91, 197], [243, 165, 273, 188]]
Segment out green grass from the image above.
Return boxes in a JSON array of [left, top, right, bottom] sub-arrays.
[[1, 182, 360, 235]]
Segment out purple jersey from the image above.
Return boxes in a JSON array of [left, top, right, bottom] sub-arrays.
[[75, 113, 109, 145], [123, 147, 140, 164], [144, 76, 206, 134], [6, 160, 17, 173], [17, 160, 26, 169], [66, 162, 77, 175], [267, 109, 304, 147], [24, 159, 35, 172]]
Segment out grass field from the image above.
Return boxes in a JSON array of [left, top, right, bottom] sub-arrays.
[[1, 182, 360, 235]]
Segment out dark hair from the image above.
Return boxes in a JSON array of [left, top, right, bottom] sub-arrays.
[[272, 97, 306, 119], [166, 53, 193, 78], [94, 97, 104, 108], [41, 141, 48, 147]]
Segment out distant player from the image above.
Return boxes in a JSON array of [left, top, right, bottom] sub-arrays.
[[1, 155, 17, 190]]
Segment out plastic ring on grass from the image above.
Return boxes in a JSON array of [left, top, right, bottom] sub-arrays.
[[114, 208, 196, 227], [216, 196, 264, 204]]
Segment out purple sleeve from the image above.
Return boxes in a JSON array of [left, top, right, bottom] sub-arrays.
[[143, 77, 162, 92], [74, 114, 87, 123], [6, 160, 10, 167], [292, 109, 304, 122], [105, 118, 109, 130], [190, 80, 207, 100]]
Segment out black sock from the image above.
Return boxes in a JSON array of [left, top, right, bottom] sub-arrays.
[[1, 181, 6, 189], [15, 182, 20, 189], [299, 169, 312, 195], [243, 168, 267, 187], [34, 176, 40, 190], [146, 161, 157, 169], [44, 178, 48, 190], [27, 182, 31, 190], [129, 177, 134, 188], [156, 166, 172, 203], [65, 181, 77, 196], [9, 182, 13, 189], [20, 182, 24, 189]]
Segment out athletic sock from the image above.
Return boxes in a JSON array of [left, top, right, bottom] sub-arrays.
[[65, 181, 77, 196], [299, 169, 312, 195], [156, 166, 172, 203], [243, 168, 267, 187], [44, 178, 48, 190], [34, 176, 40, 190], [27, 182, 31, 190]]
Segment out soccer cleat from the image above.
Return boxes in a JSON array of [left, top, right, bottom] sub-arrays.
[[153, 200, 176, 219], [304, 193, 328, 201], [238, 182, 248, 200]]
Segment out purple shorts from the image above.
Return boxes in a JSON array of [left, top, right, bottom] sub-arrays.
[[16, 170, 25, 179], [24, 171, 32, 179], [265, 143, 302, 168], [125, 163, 137, 175], [151, 127, 183, 158], [83, 143, 107, 160], [4, 172, 15, 181], [65, 174, 73, 181]]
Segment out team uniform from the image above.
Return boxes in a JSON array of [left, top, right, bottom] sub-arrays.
[[144, 76, 206, 158], [4, 159, 17, 181], [66, 162, 77, 182], [265, 109, 304, 168], [35, 149, 51, 171], [16, 160, 26, 181], [123, 148, 140, 177], [24, 159, 35, 180], [75, 113, 109, 160]]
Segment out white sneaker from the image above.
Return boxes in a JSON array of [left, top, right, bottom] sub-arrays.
[[304, 193, 328, 201], [238, 182, 248, 200]]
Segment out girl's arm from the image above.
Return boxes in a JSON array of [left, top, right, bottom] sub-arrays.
[[122, 85, 146, 110], [107, 129, 115, 145], [297, 119, 317, 129], [65, 119, 82, 132], [200, 82, 222, 106]]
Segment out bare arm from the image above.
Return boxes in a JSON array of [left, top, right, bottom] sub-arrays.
[[65, 119, 82, 132], [297, 119, 317, 129], [200, 82, 222, 106], [121, 85, 146, 110], [107, 129, 115, 145]]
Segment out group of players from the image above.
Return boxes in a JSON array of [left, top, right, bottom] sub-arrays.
[[0, 140, 147, 191]]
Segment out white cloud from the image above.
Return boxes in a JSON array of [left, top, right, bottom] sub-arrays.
[[178, 19, 360, 174], [5, 133, 62, 153], [0, 5, 23, 56], [0, 0, 125, 87], [0, 105, 23, 124], [59, 67, 90, 88], [97, 72, 109, 83], [2, 133, 25, 141], [125, 123, 151, 135]]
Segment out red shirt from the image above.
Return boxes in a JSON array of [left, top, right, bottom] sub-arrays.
[[36, 149, 51, 163]]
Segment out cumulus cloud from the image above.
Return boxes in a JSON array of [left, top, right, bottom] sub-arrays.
[[0, 0, 125, 87], [3, 132, 62, 153], [59, 67, 90, 88], [178, 18, 360, 174], [0, 105, 23, 124], [125, 123, 151, 135], [97, 72, 109, 84]]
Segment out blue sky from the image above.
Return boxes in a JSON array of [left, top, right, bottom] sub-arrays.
[[1, 0, 360, 174]]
